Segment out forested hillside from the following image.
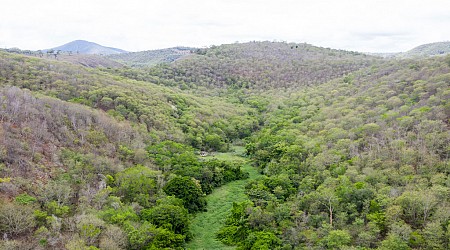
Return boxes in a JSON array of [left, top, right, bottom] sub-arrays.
[[399, 42, 450, 58], [149, 42, 382, 90], [0, 42, 449, 250], [107, 47, 193, 68], [0, 51, 256, 249], [220, 56, 450, 249]]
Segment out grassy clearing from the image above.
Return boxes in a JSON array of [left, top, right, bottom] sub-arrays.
[[186, 146, 260, 250]]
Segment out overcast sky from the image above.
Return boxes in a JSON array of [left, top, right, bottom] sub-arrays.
[[1, 0, 449, 53]]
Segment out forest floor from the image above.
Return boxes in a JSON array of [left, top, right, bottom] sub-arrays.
[[186, 146, 261, 250]]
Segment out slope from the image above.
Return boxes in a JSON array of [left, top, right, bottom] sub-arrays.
[[107, 47, 194, 67], [48, 54, 124, 68], [221, 55, 450, 249], [148, 41, 382, 91], [399, 41, 450, 58], [1, 42, 449, 250], [0, 50, 259, 182], [0, 49, 260, 249]]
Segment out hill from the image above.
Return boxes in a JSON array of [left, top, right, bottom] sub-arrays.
[[48, 54, 124, 68], [398, 41, 450, 58], [107, 47, 193, 67], [0, 42, 449, 250], [47, 40, 128, 55], [0, 49, 260, 249], [223, 55, 450, 249], [148, 41, 383, 90]]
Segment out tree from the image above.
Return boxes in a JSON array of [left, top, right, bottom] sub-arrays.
[[396, 190, 438, 228], [379, 234, 410, 250], [317, 187, 339, 227], [217, 201, 253, 245], [98, 225, 127, 250], [123, 221, 184, 249], [0, 202, 36, 236], [323, 230, 351, 249], [114, 165, 158, 207], [242, 231, 281, 250], [141, 203, 190, 235], [76, 214, 105, 247], [163, 176, 206, 213], [204, 133, 226, 151], [422, 221, 445, 250]]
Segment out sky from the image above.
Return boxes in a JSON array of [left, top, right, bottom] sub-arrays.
[[1, 0, 450, 53]]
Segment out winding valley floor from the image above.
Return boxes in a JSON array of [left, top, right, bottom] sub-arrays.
[[186, 147, 261, 250]]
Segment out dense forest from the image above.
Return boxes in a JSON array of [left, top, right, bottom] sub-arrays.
[[0, 41, 449, 249]]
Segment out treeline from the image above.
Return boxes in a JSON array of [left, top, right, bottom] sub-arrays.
[[217, 56, 450, 249]]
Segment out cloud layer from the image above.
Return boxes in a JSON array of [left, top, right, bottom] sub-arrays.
[[1, 0, 449, 52]]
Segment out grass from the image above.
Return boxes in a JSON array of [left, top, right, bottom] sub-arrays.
[[186, 146, 260, 250]]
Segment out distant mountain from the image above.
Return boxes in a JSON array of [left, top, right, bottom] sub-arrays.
[[46, 40, 127, 55], [107, 47, 194, 67], [397, 41, 450, 58]]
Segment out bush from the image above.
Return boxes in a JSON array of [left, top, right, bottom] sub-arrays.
[[14, 193, 37, 205], [141, 204, 189, 236], [163, 176, 206, 213], [77, 214, 105, 246], [0, 202, 36, 235], [114, 165, 158, 207], [242, 231, 282, 250], [323, 230, 352, 249], [99, 225, 127, 250]]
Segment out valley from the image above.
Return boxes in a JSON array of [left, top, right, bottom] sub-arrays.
[[0, 41, 449, 250]]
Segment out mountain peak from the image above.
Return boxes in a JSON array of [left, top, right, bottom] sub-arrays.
[[47, 40, 127, 55]]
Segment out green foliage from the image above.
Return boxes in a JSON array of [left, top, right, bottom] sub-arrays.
[[379, 234, 410, 250], [148, 141, 248, 194], [199, 159, 249, 194], [100, 204, 139, 225], [241, 231, 282, 250], [322, 230, 352, 249], [123, 221, 185, 250], [0, 40, 449, 249], [187, 156, 261, 250], [147, 140, 198, 169], [113, 165, 159, 207], [163, 176, 206, 213], [34, 210, 48, 226], [77, 214, 105, 246], [45, 201, 70, 217], [118, 145, 135, 161], [141, 203, 190, 236], [204, 133, 227, 151], [14, 193, 37, 205], [217, 201, 253, 245], [367, 211, 387, 233], [230, 53, 450, 249]]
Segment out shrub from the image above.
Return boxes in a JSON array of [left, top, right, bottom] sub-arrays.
[[0, 202, 36, 235]]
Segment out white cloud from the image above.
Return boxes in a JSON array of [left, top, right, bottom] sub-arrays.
[[1, 0, 449, 52]]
